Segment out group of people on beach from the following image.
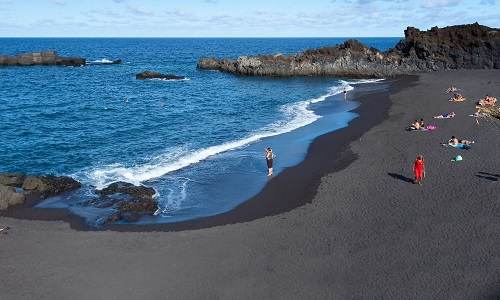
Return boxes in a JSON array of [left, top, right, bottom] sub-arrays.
[[409, 85, 495, 185]]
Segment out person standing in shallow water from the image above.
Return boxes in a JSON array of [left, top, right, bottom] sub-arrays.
[[413, 155, 425, 185], [265, 147, 274, 176]]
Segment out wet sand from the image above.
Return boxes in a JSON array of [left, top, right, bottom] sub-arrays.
[[1, 70, 499, 299]]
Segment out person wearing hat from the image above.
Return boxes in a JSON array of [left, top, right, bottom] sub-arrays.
[[413, 155, 425, 185]]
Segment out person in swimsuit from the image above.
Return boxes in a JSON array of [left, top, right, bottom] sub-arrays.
[[265, 147, 274, 176], [409, 119, 420, 130], [434, 112, 455, 119], [343, 89, 347, 99], [413, 155, 425, 185]]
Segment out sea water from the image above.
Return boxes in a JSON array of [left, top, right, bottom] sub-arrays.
[[0, 38, 399, 225]]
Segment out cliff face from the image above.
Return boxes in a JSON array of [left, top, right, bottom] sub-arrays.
[[0, 51, 86, 67], [197, 23, 500, 78]]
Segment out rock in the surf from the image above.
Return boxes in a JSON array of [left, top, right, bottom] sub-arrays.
[[0, 185, 26, 210], [97, 181, 156, 200], [136, 70, 186, 80], [0, 51, 86, 67], [0, 173, 25, 187], [21, 175, 82, 198], [96, 182, 158, 223]]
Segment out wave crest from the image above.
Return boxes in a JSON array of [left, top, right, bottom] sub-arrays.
[[80, 79, 383, 188]]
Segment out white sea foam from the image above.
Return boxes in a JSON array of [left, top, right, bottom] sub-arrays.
[[88, 58, 115, 64], [149, 78, 190, 82], [83, 79, 383, 188]]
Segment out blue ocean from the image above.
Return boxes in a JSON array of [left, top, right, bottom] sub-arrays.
[[0, 38, 399, 225]]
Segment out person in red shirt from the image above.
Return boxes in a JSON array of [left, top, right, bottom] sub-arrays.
[[413, 155, 425, 185]]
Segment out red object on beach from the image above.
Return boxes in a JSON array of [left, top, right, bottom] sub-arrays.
[[413, 157, 425, 183]]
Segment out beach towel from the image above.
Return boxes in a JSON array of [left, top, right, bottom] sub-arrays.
[[418, 125, 437, 131], [451, 143, 471, 150], [441, 143, 471, 150]]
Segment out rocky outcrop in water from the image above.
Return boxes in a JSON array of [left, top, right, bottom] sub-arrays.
[[197, 23, 500, 78], [136, 71, 186, 80], [0, 51, 86, 67], [0, 173, 82, 210], [94, 182, 158, 223]]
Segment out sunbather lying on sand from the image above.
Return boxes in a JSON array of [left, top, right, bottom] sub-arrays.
[[446, 86, 458, 93], [449, 93, 466, 102], [434, 112, 456, 119], [448, 136, 474, 146], [477, 95, 497, 107], [407, 119, 421, 131]]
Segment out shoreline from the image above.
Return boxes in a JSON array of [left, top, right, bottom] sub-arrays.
[[0, 76, 416, 231], [2, 70, 499, 299]]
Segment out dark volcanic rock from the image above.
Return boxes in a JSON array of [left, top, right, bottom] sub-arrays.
[[0, 51, 86, 67], [136, 71, 186, 80], [197, 23, 500, 78], [0, 173, 25, 187], [22, 175, 82, 198], [97, 181, 156, 200], [96, 181, 158, 223], [0, 185, 26, 210], [0, 172, 81, 209]]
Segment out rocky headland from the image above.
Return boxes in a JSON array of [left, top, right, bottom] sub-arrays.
[[197, 23, 500, 78], [0, 51, 86, 67]]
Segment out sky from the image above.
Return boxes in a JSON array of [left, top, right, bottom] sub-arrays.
[[0, 0, 498, 37]]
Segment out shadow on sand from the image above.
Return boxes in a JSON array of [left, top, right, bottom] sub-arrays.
[[476, 171, 499, 182], [388, 172, 414, 183]]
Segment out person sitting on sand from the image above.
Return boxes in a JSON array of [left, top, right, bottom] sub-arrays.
[[419, 118, 425, 128], [434, 112, 455, 119], [449, 93, 466, 102], [478, 95, 497, 107], [446, 86, 458, 93], [408, 119, 421, 131], [413, 155, 425, 185], [265, 147, 274, 176]]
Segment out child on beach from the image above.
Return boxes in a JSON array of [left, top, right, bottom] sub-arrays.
[[413, 155, 425, 185], [265, 147, 274, 176]]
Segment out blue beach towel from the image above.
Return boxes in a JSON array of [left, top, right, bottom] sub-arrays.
[[451, 143, 471, 150]]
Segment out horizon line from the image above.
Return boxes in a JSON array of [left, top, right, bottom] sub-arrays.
[[0, 36, 404, 39]]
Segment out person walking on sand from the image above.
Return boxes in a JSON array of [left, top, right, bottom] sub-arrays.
[[413, 155, 425, 185], [265, 147, 274, 176]]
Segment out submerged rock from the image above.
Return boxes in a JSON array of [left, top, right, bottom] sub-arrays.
[[197, 23, 500, 78], [0, 51, 86, 67], [136, 70, 186, 80]]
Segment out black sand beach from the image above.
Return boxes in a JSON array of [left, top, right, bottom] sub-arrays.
[[1, 70, 499, 299]]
